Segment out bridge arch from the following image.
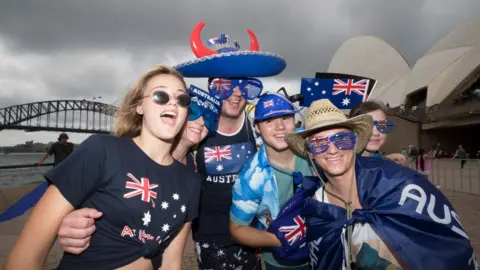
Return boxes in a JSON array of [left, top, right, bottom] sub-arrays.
[[0, 100, 119, 134]]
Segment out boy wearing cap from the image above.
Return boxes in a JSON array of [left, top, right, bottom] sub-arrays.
[[229, 93, 311, 270], [284, 99, 476, 270]]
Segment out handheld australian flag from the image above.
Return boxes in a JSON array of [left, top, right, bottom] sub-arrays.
[[300, 73, 377, 109], [204, 142, 255, 175], [267, 188, 309, 263]]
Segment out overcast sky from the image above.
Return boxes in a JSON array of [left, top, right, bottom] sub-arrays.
[[1, 0, 479, 146]]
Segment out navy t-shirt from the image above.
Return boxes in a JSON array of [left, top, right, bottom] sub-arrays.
[[193, 116, 256, 245], [45, 134, 202, 269]]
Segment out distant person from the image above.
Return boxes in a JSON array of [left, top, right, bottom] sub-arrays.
[[36, 133, 74, 167], [416, 149, 435, 175], [453, 144, 468, 169], [409, 147, 418, 161]]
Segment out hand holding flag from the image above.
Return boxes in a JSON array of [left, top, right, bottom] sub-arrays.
[[267, 190, 308, 263]]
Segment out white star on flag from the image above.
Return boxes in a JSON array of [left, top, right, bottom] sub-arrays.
[[142, 211, 151, 226], [172, 193, 179, 200], [161, 201, 169, 209], [314, 82, 319, 86], [173, 214, 177, 218], [181, 205, 186, 213], [342, 98, 350, 106], [217, 249, 225, 256], [321, 90, 326, 95], [162, 223, 170, 232], [202, 243, 210, 248], [216, 164, 224, 172], [241, 145, 245, 149]]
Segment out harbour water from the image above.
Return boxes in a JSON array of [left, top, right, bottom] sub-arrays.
[[0, 153, 53, 188]]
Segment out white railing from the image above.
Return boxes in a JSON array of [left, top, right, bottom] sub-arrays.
[[406, 158, 480, 195]]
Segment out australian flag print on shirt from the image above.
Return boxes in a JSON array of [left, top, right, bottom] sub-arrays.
[[204, 142, 254, 175]]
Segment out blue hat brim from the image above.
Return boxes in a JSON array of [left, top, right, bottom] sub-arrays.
[[174, 51, 286, 78], [255, 110, 296, 122]]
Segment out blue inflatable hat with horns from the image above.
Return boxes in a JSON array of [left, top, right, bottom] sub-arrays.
[[175, 22, 286, 78]]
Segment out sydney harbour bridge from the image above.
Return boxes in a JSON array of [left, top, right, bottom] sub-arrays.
[[0, 100, 118, 134]]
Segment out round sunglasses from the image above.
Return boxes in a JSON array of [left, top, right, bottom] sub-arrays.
[[144, 90, 191, 108], [307, 132, 357, 155], [208, 78, 263, 100]]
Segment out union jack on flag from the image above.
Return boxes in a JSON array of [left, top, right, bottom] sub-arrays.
[[124, 173, 158, 207], [204, 145, 232, 163], [203, 142, 254, 175], [263, 99, 274, 108], [278, 215, 307, 245], [332, 79, 368, 96], [210, 78, 232, 91], [299, 74, 376, 109]]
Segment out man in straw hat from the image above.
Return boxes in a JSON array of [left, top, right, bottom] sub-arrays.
[[284, 99, 476, 270], [229, 92, 311, 270]]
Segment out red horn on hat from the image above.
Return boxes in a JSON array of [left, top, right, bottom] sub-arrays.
[[190, 22, 218, 58], [247, 29, 259, 51]]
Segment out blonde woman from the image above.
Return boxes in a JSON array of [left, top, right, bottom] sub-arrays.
[[5, 65, 202, 270]]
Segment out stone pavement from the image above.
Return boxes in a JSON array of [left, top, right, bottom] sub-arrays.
[[0, 184, 478, 269]]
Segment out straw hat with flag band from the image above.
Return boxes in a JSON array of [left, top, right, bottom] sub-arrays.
[[284, 98, 373, 269]]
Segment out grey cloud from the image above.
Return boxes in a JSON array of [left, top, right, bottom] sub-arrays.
[[1, 0, 480, 145]]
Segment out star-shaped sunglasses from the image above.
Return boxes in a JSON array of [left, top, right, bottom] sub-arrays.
[[144, 90, 191, 108], [208, 78, 263, 100], [307, 132, 357, 155], [373, 120, 394, 134]]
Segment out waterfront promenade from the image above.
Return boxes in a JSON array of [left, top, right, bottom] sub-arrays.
[[1, 181, 479, 269]]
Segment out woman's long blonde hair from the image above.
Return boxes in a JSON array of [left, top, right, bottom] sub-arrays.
[[113, 65, 187, 138]]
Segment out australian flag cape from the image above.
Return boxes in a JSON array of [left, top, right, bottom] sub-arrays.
[[302, 155, 477, 270]]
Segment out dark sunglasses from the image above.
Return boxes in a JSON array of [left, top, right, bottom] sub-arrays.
[[208, 78, 263, 100], [306, 132, 357, 155], [145, 90, 191, 108], [373, 120, 394, 134]]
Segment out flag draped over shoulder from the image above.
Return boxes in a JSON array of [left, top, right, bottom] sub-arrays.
[[303, 156, 477, 270]]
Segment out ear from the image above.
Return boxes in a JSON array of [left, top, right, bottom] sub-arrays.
[[136, 100, 144, 115], [254, 123, 261, 135]]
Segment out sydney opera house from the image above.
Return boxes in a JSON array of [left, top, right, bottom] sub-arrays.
[[327, 15, 480, 156]]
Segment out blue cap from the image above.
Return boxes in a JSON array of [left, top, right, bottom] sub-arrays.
[[254, 93, 296, 121]]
